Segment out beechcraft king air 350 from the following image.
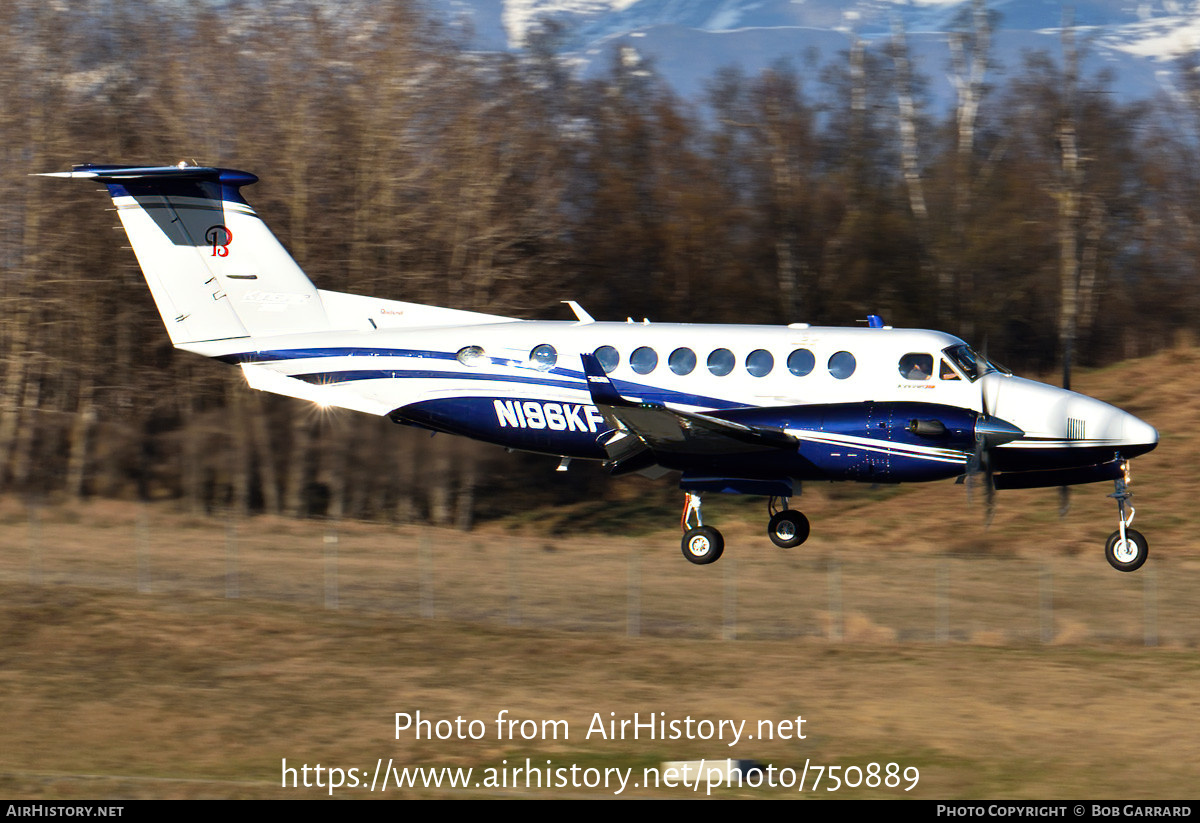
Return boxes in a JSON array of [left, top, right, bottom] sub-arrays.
[[46, 163, 1160, 570]]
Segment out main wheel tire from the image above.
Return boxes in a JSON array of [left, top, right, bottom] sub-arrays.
[[681, 526, 724, 565], [1105, 528, 1148, 572], [767, 509, 810, 549]]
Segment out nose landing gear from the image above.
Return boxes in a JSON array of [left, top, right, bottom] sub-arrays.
[[1105, 461, 1148, 572]]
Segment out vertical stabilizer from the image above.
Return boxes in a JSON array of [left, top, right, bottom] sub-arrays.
[[44, 164, 329, 344]]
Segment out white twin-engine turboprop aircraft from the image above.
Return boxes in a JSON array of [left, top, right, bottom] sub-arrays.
[[46, 164, 1160, 570]]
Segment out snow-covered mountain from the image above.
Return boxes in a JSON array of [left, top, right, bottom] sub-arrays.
[[432, 0, 1200, 105]]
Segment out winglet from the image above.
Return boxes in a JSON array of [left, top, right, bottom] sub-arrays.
[[580, 353, 631, 407]]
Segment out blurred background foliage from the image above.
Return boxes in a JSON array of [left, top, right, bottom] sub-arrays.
[[1, 0, 1195, 524]]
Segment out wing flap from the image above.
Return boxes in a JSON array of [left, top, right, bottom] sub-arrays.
[[580, 354, 796, 466]]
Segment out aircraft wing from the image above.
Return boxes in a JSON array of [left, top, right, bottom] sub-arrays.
[[580, 354, 795, 474]]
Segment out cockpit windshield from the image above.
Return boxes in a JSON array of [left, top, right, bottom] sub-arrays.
[[942, 344, 1012, 382]]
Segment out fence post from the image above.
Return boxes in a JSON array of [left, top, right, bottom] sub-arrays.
[[226, 509, 240, 599], [827, 559, 842, 642], [508, 540, 520, 627], [323, 524, 338, 610], [27, 499, 41, 585], [627, 547, 640, 638], [1039, 561, 1053, 643], [419, 533, 434, 619], [723, 557, 737, 641], [1144, 565, 1158, 647], [136, 504, 151, 594], [936, 557, 949, 643]]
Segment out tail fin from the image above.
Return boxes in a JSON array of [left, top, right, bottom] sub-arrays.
[[43, 163, 328, 344]]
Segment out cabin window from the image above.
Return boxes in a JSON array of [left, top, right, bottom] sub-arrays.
[[899, 353, 933, 381], [669, 347, 696, 375], [746, 349, 774, 377], [787, 348, 815, 377], [630, 346, 658, 375], [707, 348, 735, 376], [457, 345, 487, 367], [939, 359, 961, 381], [529, 343, 557, 371], [594, 345, 619, 374], [828, 351, 856, 380]]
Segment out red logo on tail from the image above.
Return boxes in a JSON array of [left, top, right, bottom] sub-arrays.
[[205, 225, 233, 257]]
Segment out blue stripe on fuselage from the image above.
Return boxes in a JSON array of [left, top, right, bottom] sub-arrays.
[[221, 346, 746, 410], [294, 368, 585, 393], [217, 347, 456, 363]]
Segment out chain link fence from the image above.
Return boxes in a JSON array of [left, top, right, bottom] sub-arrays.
[[4, 502, 1194, 646]]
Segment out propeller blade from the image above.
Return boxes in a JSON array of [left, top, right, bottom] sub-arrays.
[[1059, 343, 1071, 517], [965, 442, 996, 526], [975, 343, 989, 416], [984, 463, 996, 526], [968, 340, 1017, 527]]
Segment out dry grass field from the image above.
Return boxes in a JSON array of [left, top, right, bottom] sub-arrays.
[[0, 348, 1197, 798]]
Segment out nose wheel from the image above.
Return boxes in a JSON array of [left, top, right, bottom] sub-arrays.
[[1105, 461, 1148, 572], [1105, 529, 1147, 572]]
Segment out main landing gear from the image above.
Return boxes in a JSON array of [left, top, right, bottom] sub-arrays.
[[768, 496, 810, 549], [679, 493, 811, 565], [680, 492, 723, 564], [1105, 461, 1148, 573]]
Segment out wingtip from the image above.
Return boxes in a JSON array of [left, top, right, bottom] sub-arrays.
[[32, 171, 97, 178]]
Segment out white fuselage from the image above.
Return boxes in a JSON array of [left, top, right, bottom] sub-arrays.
[[183, 315, 1157, 471]]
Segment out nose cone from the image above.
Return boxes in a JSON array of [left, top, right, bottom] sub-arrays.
[[1067, 393, 1158, 457], [986, 375, 1158, 462], [1120, 413, 1158, 458]]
